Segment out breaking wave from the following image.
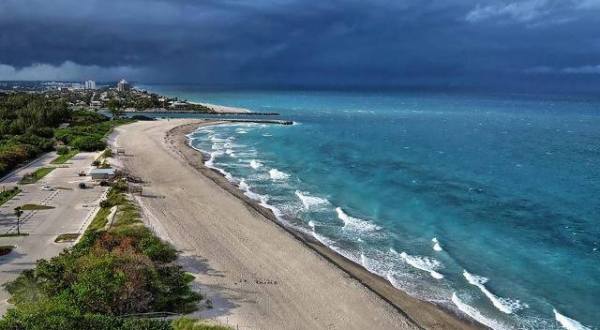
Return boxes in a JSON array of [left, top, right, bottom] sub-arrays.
[[269, 168, 290, 180], [452, 293, 507, 330], [335, 207, 381, 232], [295, 191, 329, 210], [463, 270, 526, 314], [391, 249, 444, 280], [432, 237, 443, 251], [554, 309, 592, 330], [249, 159, 262, 169]]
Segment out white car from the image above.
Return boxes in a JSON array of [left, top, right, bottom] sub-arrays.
[[41, 184, 55, 191]]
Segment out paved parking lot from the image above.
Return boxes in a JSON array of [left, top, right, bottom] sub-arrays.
[[0, 151, 108, 314]]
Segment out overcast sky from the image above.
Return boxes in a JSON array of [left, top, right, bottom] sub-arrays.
[[1, 0, 599, 91]]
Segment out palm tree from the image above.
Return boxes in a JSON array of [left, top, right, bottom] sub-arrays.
[[14, 207, 23, 235]]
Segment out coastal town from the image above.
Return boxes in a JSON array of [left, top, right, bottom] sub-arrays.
[[0, 79, 226, 113]]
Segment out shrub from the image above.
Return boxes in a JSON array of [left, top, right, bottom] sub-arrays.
[[56, 146, 70, 155], [172, 318, 231, 330], [71, 136, 106, 152]]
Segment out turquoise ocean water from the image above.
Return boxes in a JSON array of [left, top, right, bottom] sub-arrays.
[[141, 86, 600, 330]]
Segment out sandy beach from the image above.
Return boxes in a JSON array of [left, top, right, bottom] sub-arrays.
[[111, 119, 483, 330]]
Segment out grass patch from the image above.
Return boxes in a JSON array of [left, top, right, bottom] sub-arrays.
[[172, 318, 232, 330], [0, 187, 21, 206], [87, 206, 111, 232], [0, 233, 29, 238], [0, 245, 14, 256], [19, 167, 54, 184], [54, 233, 79, 243], [50, 149, 78, 164], [20, 204, 55, 211]]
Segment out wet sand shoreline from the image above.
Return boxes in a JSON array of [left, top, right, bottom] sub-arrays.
[[169, 120, 485, 330]]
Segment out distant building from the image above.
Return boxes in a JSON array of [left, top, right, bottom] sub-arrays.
[[84, 80, 96, 90], [117, 79, 130, 92]]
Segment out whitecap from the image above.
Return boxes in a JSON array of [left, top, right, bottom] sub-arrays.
[[205, 151, 224, 167], [463, 270, 526, 314], [295, 191, 329, 210], [269, 168, 290, 180], [554, 309, 592, 330], [249, 159, 262, 169], [238, 179, 250, 192], [451, 293, 507, 330], [360, 253, 388, 277], [336, 207, 381, 232], [393, 249, 444, 280], [258, 198, 284, 221], [432, 237, 443, 252], [308, 220, 316, 229]]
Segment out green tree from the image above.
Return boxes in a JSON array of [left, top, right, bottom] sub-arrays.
[[14, 206, 23, 235], [107, 99, 124, 119]]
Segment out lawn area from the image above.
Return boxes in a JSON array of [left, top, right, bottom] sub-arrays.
[[87, 206, 111, 232], [19, 167, 54, 184], [54, 233, 79, 243], [0, 187, 21, 206], [20, 204, 55, 210], [50, 149, 78, 164]]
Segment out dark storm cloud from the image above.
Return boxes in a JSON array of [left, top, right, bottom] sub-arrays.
[[0, 0, 599, 90]]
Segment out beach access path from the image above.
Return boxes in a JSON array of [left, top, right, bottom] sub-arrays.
[[112, 119, 481, 330]]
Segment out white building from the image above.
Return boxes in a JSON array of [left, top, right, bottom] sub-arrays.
[[84, 80, 96, 90], [117, 79, 130, 92]]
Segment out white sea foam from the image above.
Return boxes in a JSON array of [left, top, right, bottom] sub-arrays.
[[258, 199, 284, 221], [394, 250, 444, 280], [238, 179, 265, 202], [204, 151, 223, 167], [295, 191, 329, 210], [236, 129, 248, 134], [308, 220, 316, 229], [336, 207, 381, 232], [432, 237, 443, 251], [225, 149, 236, 157], [249, 159, 262, 169], [360, 253, 388, 277], [238, 179, 250, 192], [554, 309, 592, 330], [452, 293, 506, 330], [463, 270, 525, 314], [269, 168, 290, 180]]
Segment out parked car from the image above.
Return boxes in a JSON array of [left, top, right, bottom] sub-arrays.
[[78, 182, 87, 189], [41, 184, 54, 191]]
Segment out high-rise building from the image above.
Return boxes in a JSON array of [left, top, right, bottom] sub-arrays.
[[117, 79, 130, 92], [84, 80, 96, 90]]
